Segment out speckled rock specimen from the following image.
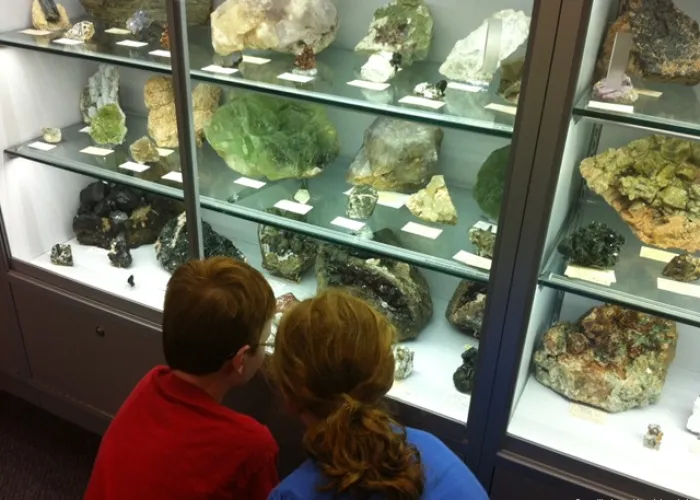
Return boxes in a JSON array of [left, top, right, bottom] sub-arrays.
[[580, 135, 700, 252], [346, 185, 379, 220], [355, 0, 433, 66], [32, 0, 70, 31], [129, 136, 160, 164], [206, 92, 339, 181], [592, 75, 638, 105], [662, 253, 700, 282], [393, 346, 414, 379], [596, 0, 700, 85], [80, 65, 120, 125], [258, 208, 317, 282], [348, 117, 443, 192], [50, 243, 73, 266], [108, 234, 133, 268], [42, 128, 61, 144], [406, 175, 457, 225], [474, 145, 510, 220], [446, 280, 487, 338], [316, 234, 432, 341], [155, 212, 246, 273], [469, 227, 496, 258], [558, 222, 625, 269], [453, 346, 478, 394], [79, 0, 213, 26], [126, 10, 152, 35], [66, 21, 95, 41], [533, 304, 678, 412], [211, 0, 338, 56], [144, 76, 221, 148], [89, 103, 127, 146]]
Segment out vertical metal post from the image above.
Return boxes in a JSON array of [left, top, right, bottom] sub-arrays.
[[165, 0, 204, 260]]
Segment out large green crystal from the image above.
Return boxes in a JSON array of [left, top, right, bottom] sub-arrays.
[[205, 92, 339, 181], [89, 103, 127, 146], [474, 145, 510, 220], [557, 221, 625, 269]]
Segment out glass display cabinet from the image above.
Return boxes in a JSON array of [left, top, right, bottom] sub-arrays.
[[484, 1, 700, 499]]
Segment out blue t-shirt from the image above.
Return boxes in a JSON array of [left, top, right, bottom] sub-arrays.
[[268, 427, 489, 500]]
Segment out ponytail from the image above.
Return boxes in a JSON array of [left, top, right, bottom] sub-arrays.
[[303, 394, 424, 500]]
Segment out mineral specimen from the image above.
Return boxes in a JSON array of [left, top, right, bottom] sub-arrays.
[[126, 10, 152, 35], [42, 128, 61, 144], [145, 77, 221, 148], [355, 0, 433, 66], [393, 346, 414, 380], [446, 280, 487, 337], [294, 44, 316, 75], [360, 52, 399, 83], [50, 243, 73, 266], [211, 0, 338, 56], [73, 181, 182, 249], [89, 103, 127, 146], [80, 65, 120, 125], [687, 395, 700, 434], [469, 227, 496, 258], [65, 21, 95, 41], [348, 117, 443, 192], [205, 92, 339, 181], [155, 213, 246, 273], [293, 188, 311, 205], [108, 234, 133, 268], [440, 10, 530, 85], [580, 135, 700, 252], [346, 185, 378, 220], [533, 304, 678, 412], [596, 0, 700, 85], [160, 23, 170, 49], [643, 424, 663, 450], [258, 208, 317, 282], [413, 80, 447, 100], [558, 222, 625, 269], [80, 0, 212, 26], [32, 0, 70, 31], [453, 346, 478, 394], [316, 235, 432, 341], [406, 175, 457, 225], [270, 292, 300, 348], [129, 136, 160, 164], [662, 253, 700, 282], [592, 75, 639, 105], [127, 274, 135, 287], [474, 145, 510, 220], [498, 54, 525, 104]]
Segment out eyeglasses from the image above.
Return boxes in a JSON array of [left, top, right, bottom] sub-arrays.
[[225, 342, 274, 360]]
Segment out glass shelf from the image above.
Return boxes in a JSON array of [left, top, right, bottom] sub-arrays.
[[0, 25, 517, 136], [573, 79, 700, 139], [539, 191, 700, 327], [5, 117, 494, 283]]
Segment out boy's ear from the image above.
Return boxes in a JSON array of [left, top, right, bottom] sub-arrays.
[[229, 345, 251, 375]]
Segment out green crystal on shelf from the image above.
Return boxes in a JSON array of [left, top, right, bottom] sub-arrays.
[[474, 145, 510, 220], [205, 92, 339, 181], [89, 103, 127, 146], [557, 221, 625, 269]]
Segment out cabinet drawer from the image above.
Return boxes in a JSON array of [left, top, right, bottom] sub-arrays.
[[0, 277, 27, 378], [11, 274, 163, 416]]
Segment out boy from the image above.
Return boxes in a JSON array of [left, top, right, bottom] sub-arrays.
[[85, 257, 279, 500]]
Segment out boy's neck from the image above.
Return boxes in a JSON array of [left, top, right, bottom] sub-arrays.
[[172, 370, 230, 403]]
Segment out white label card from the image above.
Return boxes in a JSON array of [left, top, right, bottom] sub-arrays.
[[80, 146, 113, 156], [28, 141, 56, 151], [157, 148, 174, 157], [105, 28, 131, 35], [453, 250, 492, 270], [201, 64, 239, 75], [636, 89, 663, 98], [119, 161, 150, 173], [640, 246, 677, 263], [162, 172, 183, 183], [484, 103, 517, 116], [234, 177, 266, 189], [79, 126, 91, 133], [402, 222, 443, 240], [20, 29, 51, 36], [473, 221, 498, 233], [347, 80, 390, 91], [53, 38, 84, 46], [277, 72, 314, 83], [569, 403, 608, 424], [657, 278, 700, 298], [116, 40, 148, 48], [242, 55, 270, 65], [331, 217, 365, 231], [274, 199, 313, 215], [587, 101, 634, 114], [399, 95, 445, 110], [377, 191, 409, 209], [564, 265, 616, 286], [447, 81, 484, 93], [149, 49, 171, 58]]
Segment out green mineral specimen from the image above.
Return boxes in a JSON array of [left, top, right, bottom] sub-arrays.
[[662, 253, 700, 282], [557, 221, 625, 269], [89, 103, 127, 146], [453, 346, 478, 394], [205, 92, 339, 181], [474, 145, 510, 220], [258, 208, 318, 282], [129, 136, 160, 164], [468, 227, 496, 258]]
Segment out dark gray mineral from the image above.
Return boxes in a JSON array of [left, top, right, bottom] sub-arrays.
[[50, 243, 73, 266], [155, 213, 246, 273], [315, 230, 432, 341], [445, 280, 487, 338], [662, 253, 700, 282], [39, 0, 60, 22], [558, 221, 625, 269], [453, 346, 478, 394], [258, 208, 317, 282], [108, 234, 133, 268]]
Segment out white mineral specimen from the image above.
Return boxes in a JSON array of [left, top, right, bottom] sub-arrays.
[[211, 0, 338, 56], [361, 52, 397, 83], [439, 10, 530, 84], [80, 65, 120, 124], [393, 345, 414, 380], [688, 395, 700, 434], [406, 174, 457, 224]]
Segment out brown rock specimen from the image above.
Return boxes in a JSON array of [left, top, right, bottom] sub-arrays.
[[160, 23, 170, 49], [534, 304, 678, 413], [580, 135, 700, 252], [32, 0, 70, 31], [596, 0, 700, 85], [662, 253, 700, 282], [445, 280, 487, 338], [295, 44, 316, 70], [144, 77, 221, 148]]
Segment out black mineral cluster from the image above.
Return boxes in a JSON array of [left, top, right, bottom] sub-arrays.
[[453, 346, 478, 394], [557, 221, 625, 269]]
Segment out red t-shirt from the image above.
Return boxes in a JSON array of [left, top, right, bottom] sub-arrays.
[[84, 366, 279, 500]]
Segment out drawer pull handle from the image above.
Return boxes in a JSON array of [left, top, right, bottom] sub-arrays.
[[95, 327, 106, 337]]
